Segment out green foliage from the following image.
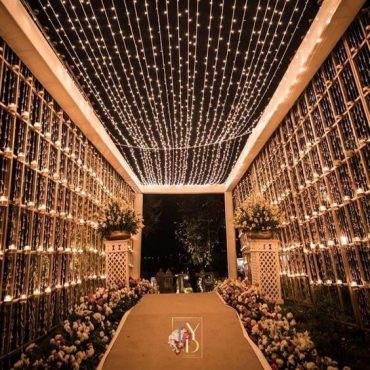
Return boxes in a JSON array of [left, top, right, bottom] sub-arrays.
[[142, 197, 162, 238], [175, 196, 225, 269]]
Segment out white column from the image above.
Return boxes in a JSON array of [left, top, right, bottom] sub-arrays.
[[224, 191, 237, 279], [132, 193, 143, 279]]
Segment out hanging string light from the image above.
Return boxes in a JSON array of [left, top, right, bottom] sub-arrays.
[[24, 0, 318, 185]]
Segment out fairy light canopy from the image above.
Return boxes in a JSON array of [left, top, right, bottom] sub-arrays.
[[23, 0, 319, 186]]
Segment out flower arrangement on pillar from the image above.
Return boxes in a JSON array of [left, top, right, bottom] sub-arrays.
[[234, 194, 283, 302], [234, 194, 282, 239], [99, 200, 143, 240]]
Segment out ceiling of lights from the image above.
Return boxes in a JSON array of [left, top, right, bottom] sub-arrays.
[[23, 0, 319, 186]]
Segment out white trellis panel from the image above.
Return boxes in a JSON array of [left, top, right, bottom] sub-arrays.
[[240, 234, 283, 304], [104, 239, 134, 286]]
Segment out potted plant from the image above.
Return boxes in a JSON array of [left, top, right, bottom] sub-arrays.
[[99, 200, 143, 240], [234, 194, 282, 239]]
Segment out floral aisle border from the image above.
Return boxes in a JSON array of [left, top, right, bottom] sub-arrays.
[[215, 291, 271, 369], [11, 279, 158, 369], [95, 307, 132, 370], [216, 279, 348, 370]]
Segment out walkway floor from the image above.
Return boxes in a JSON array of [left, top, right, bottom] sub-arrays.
[[99, 292, 266, 370]]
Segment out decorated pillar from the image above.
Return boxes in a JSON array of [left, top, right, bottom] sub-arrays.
[[132, 193, 143, 279], [240, 233, 283, 303], [105, 239, 134, 286], [224, 191, 237, 279]]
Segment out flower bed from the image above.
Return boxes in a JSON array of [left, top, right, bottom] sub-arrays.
[[12, 279, 157, 369], [216, 279, 347, 370]]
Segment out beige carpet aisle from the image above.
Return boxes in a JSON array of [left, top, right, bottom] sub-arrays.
[[99, 292, 266, 370]]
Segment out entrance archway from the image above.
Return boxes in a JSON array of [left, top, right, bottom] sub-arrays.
[[141, 194, 228, 291]]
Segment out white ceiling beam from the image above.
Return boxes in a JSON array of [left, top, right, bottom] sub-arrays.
[[0, 0, 143, 193], [141, 184, 226, 194], [225, 0, 366, 192]]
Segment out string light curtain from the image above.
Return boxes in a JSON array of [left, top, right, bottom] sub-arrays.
[[23, 0, 319, 185], [233, 7, 370, 329], [0, 38, 135, 357]]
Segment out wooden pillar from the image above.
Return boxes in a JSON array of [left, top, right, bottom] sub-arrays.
[[224, 191, 237, 279], [132, 193, 143, 279]]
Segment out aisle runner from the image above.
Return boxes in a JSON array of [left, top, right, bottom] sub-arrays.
[[98, 292, 268, 370]]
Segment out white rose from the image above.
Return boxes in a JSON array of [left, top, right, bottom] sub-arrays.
[[13, 360, 24, 369], [81, 332, 89, 341], [86, 346, 95, 358], [251, 324, 259, 334], [306, 362, 316, 369], [93, 313, 102, 321]]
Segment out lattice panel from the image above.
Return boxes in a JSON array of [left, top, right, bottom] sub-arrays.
[[105, 240, 133, 287], [241, 238, 283, 303], [106, 252, 128, 286], [250, 253, 260, 285], [259, 251, 281, 302]]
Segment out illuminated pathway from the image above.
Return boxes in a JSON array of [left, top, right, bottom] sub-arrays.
[[98, 292, 268, 370]]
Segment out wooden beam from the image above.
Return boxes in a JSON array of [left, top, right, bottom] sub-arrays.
[[141, 184, 226, 194], [225, 192, 237, 279], [132, 193, 143, 279]]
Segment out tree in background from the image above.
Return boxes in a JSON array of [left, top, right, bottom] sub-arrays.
[[141, 194, 227, 279], [142, 197, 163, 239], [175, 196, 226, 274], [141, 195, 189, 278]]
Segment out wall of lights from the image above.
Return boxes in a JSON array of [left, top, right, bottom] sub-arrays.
[[24, 0, 318, 185], [233, 8, 370, 329], [0, 38, 135, 358]]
